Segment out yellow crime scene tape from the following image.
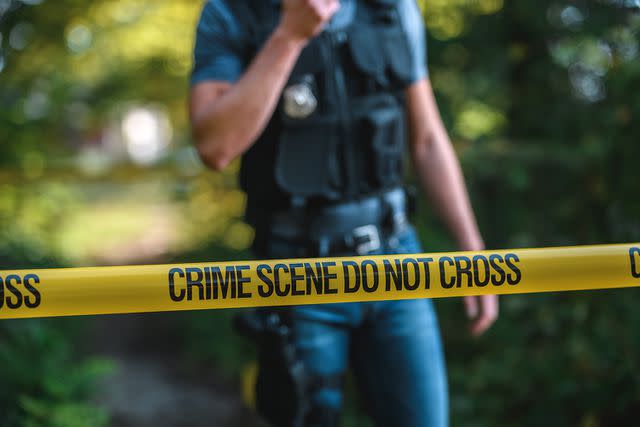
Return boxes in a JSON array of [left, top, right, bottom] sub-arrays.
[[0, 243, 639, 320]]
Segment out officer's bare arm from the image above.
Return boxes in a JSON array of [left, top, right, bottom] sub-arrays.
[[189, 0, 340, 171], [406, 79, 482, 250], [406, 79, 498, 336]]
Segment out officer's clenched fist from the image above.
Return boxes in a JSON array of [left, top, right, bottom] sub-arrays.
[[279, 0, 340, 43]]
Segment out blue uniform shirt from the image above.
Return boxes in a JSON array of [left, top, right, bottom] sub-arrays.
[[191, 0, 428, 86]]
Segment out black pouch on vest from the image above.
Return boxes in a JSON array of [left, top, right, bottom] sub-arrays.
[[275, 113, 343, 199], [354, 94, 405, 190]]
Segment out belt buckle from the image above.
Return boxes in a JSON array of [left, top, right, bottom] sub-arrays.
[[352, 224, 381, 255]]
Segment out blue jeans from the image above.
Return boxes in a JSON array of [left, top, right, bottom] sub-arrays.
[[257, 226, 449, 427]]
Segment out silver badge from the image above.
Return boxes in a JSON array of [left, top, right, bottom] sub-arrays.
[[283, 83, 318, 119]]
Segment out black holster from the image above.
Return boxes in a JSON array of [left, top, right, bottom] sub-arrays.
[[234, 310, 341, 427]]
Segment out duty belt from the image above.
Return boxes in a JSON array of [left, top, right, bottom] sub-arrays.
[[256, 188, 411, 257]]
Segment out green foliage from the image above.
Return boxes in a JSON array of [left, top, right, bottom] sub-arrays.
[[0, 320, 113, 427], [0, 182, 83, 269], [20, 399, 110, 427], [437, 291, 640, 427], [0, 0, 201, 166]]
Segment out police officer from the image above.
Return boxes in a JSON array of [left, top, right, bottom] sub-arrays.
[[189, 0, 498, 426]]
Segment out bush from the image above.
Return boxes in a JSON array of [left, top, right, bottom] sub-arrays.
[[0, 319, 112, 427]]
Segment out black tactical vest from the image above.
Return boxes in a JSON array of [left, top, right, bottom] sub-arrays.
[[232, 0, 416, 226]]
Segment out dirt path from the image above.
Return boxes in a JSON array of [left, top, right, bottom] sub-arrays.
[[88, 312, 266, 427]]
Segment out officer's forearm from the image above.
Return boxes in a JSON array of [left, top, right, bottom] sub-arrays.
[[406, 80, 483, 249], [411, 130, 484, 250], [192, 27, 305, 170]]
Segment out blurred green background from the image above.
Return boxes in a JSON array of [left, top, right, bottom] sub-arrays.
[[1, 0, 639, 426]]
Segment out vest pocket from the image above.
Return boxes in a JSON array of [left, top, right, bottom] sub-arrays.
[[383, 30, 415, 86], [347, 19, 415, 89], [347, 28, 387, 87], [356, 94, 405, 190], [275, 116, 343, 199]]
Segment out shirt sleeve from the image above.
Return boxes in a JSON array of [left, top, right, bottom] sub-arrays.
[[398, 0, 429, 82], [190, 0, 246, 85]]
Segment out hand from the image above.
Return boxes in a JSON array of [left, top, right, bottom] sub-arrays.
[[460, 238, 499, 336], [278, 0, 341, 43], [464, 294, 499, 336]]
